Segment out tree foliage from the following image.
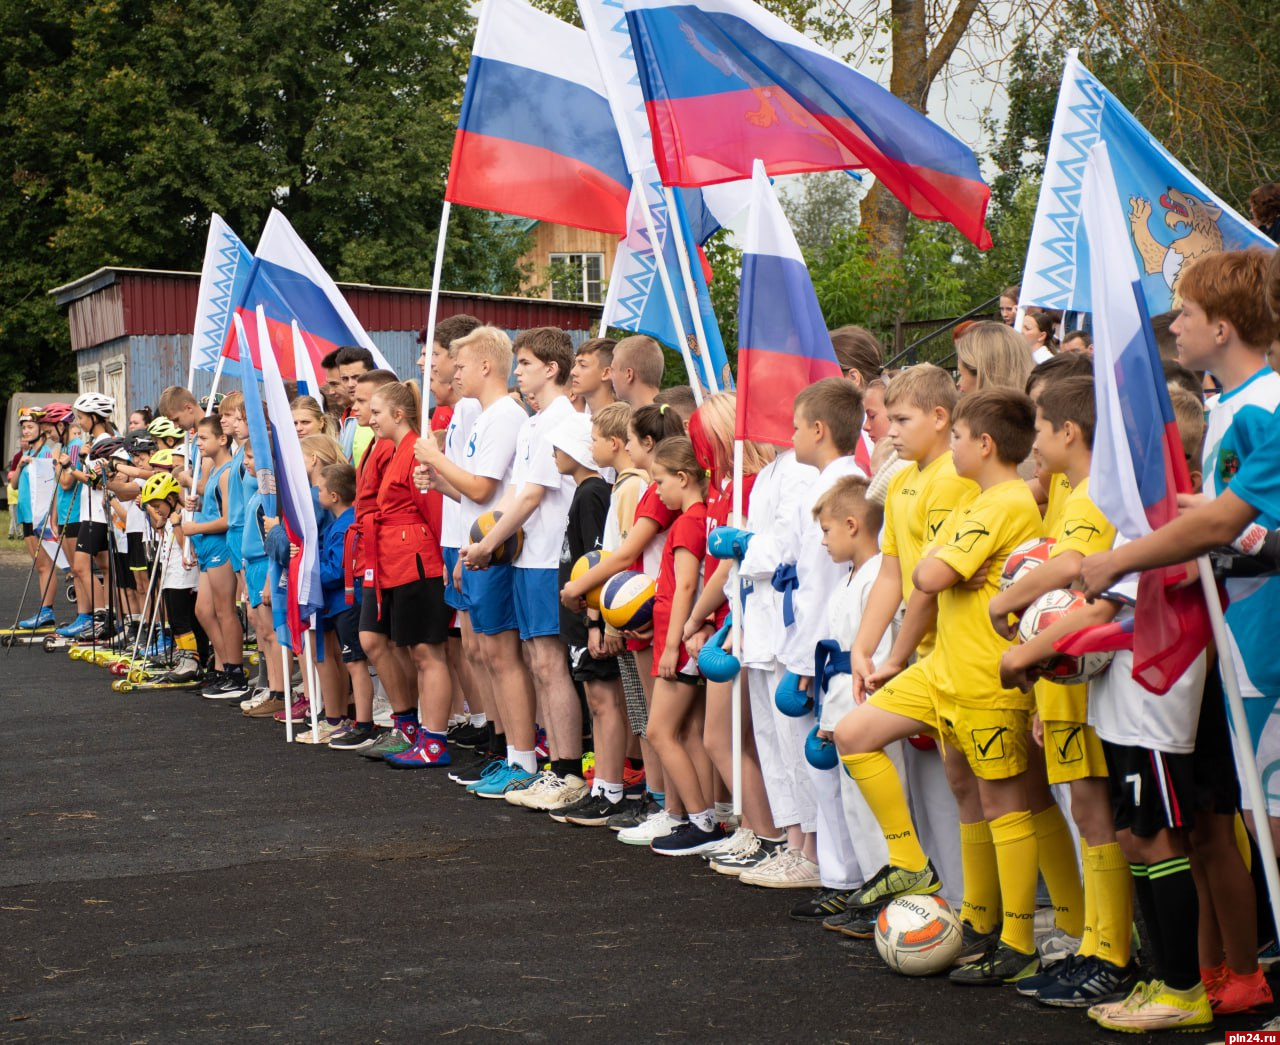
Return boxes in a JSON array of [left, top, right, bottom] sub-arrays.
[[0, 0, 530, 400]]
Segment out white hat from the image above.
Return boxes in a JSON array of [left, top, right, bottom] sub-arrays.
[[548, 412, 599, 473]]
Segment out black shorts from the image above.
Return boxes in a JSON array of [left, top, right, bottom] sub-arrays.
[[1192, 666, 1241, 815], [127, 531, 148, 572], [568, 642, 621, 683], [359, 586, 389, 637], [369, 577, 449, 647], [76, 521, 109, 556], [61, 521, 80, 540], [112, 551, 136, 590], [325, 604, 367, 663], [21, 522, 33, 538]]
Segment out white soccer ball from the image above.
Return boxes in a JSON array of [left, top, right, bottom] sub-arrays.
[[1017, 588, 1114, 685], [999, 536, 1056, 592], [874, 894, 964, 976]]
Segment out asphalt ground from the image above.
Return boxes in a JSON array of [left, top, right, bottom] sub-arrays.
[[0, 559, 1274, 1043]]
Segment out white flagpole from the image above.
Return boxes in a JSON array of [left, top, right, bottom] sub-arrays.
[[660, 185, 719, 396], [304, 626, 321, 739], [730, 439, 744, 815], [1197, 559, 1280, 941], [424, 200, 451, 392], [634, 175, 703, 407], [282, 646, 295, 743]]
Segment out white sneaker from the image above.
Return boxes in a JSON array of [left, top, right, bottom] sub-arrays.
[[700, 826, 754, 860], [1037, 925, 1082, 964], [295, 719, 347, 745], [617, 809, 683, 846], [529, 774, 589, 812], [739, 848, 822, 889], [371, 675, 393, 727], [505, 770, 557, 808], [239, 687, 271, 711]]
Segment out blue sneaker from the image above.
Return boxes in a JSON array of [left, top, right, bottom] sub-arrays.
[[462, 759, 509, 793], [56, 613, 93, 638], [468, 762, 537, 799], [18, 607, 55, 629]]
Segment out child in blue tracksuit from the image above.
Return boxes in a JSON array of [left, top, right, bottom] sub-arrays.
[[316, 461, 375, 750]]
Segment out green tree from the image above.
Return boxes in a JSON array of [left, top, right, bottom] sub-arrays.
[[0, 0, 529, 400]]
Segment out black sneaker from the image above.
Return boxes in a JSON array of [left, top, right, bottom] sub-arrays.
[[823, 897, 887, 938], [957, 921, 1002, 967], [949, 942, 1039, 986], [1034, 955, 1137, 1008], [203, 669, 249, 701], [199, 670, 227, 698], [561, 793, 623, 827], [1015, 955, 1076, 998], [607, 794, 656, 831], [790, 888, 854, 922], [451, 721, 490, 749], [547, 791, 600, 824], [448, 751, 503, 786], [329, 723, 383, 751], [650, 820, 726, 856]]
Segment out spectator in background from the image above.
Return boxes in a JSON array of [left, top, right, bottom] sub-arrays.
[[1021, 311, 1058, 362], [1150, 310, 1180, 360], [829, 325, 884, 389], [1249, 181, 1280, 243], [320, 349, 349, 420], [999, 284, 1020, 326], [1060, 330, 1092, 354]]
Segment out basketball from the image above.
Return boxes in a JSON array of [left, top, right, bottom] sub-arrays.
[[999, 536, 1056, 591], [571, 550, 609, 610], [469, 510, 523, 564], [874, 894, 964, 976], [1017, 588, 1114, 684], [599, 571, 655, 632]]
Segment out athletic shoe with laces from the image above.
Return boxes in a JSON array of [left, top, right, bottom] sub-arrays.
[[1036, 955, 1138, 1008], [1258, 939, 1280, 970], [329, 723, 383, 751], [790, 888, 854, 921], [712, 836, 783, 878], [449, 752, 504, 786], [451, 721, 489, 749], [295, 719, 349, 745], [622, 763, 646, 797], [1015, 955, 1076, 998], [699, 826, 754, 860], [949, 942, 1039, 986], [385, 731, 451, 768], [1091, 979, 1213, 1032], [239, 687, 271, 711], [739, 848, 822, 888], [529, 774, 588, 812], [845, 861, 941, 912], [244, 697, 285, 718], [18, 607, 55, 629], [1087, 979, 1154, 1023], [199, 669, 227, 697], [956, 921, 1003, 967], [824, 900, 885, 939], [1208, 965, 1273, 1014], [561, 793, 624, 827], [273, 696, 312, 722], [608, 794, 657, 832], [56, 613, 93, 638], [1036, 925, 1082, 965], [208, 669, 250, 701], [504, 769, 558, 808], [617, 809, 683, 846], [468, 761, 537, 799], [651, 820, 727, 856], [360, 727, 412, 760]]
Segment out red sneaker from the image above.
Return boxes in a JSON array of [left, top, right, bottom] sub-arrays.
[[1209, 966, 1273, 1014], [273, 696, 312, 723]]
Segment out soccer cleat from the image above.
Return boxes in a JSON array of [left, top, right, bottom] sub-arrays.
[[956, 921, 1003, 967], [18, 607, 55, 630], [295, 719, 349, 745], [468, 762, 536, 799], [328, 723, 382, 752], [560, 793, 624, 827], [1208, 966, 1273, 1014], [1091, 979, 1213, 1032], [845, 860, 941, 912], [56, 613, 93, 638], [385, 731, 451, 768], [617, 809, 683, 846], [712, 836, 782, 878], [607, 794, 656, 832], [1035, 955, 1137, 1008], [650, 820, 727, 856], [824, 901, 883, 940], [739, 848, 822, 888], [789, 888, 854, 922], [360, 727, 412, 760], [949, 942, 1039, 986]]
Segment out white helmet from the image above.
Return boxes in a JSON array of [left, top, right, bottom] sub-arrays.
[[74, 392, 115, 418]]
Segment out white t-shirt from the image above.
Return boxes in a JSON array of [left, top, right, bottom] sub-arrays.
[[459, 396, 526, 535], [510, 393, 577, 570], [160, 521, 199, 590], [79, 433, 118, 524], [441, 397, 480, 549]]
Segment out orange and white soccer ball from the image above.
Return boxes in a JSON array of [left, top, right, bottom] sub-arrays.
[[999, 536, 1056, 591], [874, 894, 964, 976]]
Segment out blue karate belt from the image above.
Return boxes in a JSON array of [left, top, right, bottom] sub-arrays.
[[813, 639, 850, 720], [771, 563, 798, 627]]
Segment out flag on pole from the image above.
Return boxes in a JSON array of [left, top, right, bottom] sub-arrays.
[[233, 314, 278, 518], [255, 306, 324, 652], [620, 0, 992, 248], [190, 214, 253, 377], [1020, 51, 1271, 317], [1053, 142, 1212, 695], [225, 210, 395, 379], [291, 321, 322, 400], [446, 0, 631, 235], [735, 160, 841, 446]]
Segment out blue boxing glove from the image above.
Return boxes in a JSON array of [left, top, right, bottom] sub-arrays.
[[697, 619, 740, 682], [804, 723, 839, 770], [708, 525, 753, 561], [774, 671, 813, 718]]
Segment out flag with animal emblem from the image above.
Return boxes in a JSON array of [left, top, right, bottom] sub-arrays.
[[1019, 50, 1271, 316], [1052, 142, 1212, 695], [190, 214, 253, 376], [735, 160, 841, 447]]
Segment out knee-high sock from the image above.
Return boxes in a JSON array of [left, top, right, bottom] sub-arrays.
[[1033, 805, 1083, 936], [958, 820, 1001, 933], [840, 751, 927, 872], [1131, 864, 1164, 980], [991, 810, 1038, 955], [1147, 857, 1200, 990], [1085, 842, 1133, 967]]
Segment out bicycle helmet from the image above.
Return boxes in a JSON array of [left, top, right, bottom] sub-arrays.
[[88, 436, 126, 461], [140, 472, 182, 505], [148, 416, 185, 440], [73, 392, 115, 418], [39, 402, 74, 424], [149, 448, 176, 470], [124, 429, 157, 455]]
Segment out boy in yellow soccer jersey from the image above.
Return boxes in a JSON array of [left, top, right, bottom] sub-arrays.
[[992, 376, 1137, 1006], [836, 388, 1046, 986]]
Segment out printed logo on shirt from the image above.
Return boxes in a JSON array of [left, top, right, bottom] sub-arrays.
[[926, 508, 952, 541], [948, 520, 991, 554], [971, 726, 1008, 761], [1218, 447, 1241, 485], [1062, 519, 1101, 543]]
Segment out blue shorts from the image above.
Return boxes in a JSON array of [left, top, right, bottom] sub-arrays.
[[442, 547, 469, 611], [196, 536, 231, 572], [244, 556, 270, 609], [514, 567, 561, 641], [226, 526, 243, 573], [461, 561, 518, 635], [324, 604, 367, 663]]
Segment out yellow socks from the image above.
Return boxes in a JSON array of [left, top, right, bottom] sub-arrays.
[[991, 810, 1039, 955], [1086, 841, 1134, 967], [1032, 805, 1083, 937], [958, 820, 1001, 933], [841, 751, 927, 872]]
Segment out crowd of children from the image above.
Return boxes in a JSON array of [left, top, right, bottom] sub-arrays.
[[16, 247, 1280, 1036]]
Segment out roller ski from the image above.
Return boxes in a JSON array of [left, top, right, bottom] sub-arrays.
[[114, 648, 202, 692]]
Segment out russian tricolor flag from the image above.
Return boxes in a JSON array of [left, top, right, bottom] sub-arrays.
[[622, 0, 992, 249], [446, 0, 631, 235], [735, 160, 841, 447], [1055, 143, 1211, 695], [225, 210, 395, 380]]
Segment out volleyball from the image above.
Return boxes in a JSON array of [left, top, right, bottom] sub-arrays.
[[571, 550, 609, 610], [469, 510, 523, 564], [599, 571, 656, 632]]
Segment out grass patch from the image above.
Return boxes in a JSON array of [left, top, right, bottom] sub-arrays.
[[0, 510, 26, 551]]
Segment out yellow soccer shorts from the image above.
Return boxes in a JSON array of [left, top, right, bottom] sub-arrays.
[[935, 692, 1030, 781], [869, 659, 941, 735], [1041, 720, 1109, 785]]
